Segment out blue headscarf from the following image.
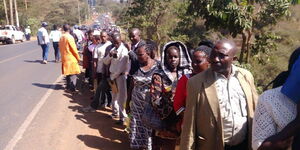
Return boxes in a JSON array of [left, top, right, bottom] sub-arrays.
[[281, 56, 300, 103]]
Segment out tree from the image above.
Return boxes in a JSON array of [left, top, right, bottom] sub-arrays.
[[13, 0, 19, 27], [2, 0, 9, 24], [9, 0, 13, 25], [121, 0, 181, 49], [185, 0, 291, 63]]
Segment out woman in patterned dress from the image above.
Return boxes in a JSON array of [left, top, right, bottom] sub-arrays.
[[150, 41, 192, 150], [128, 42, 160, 150]]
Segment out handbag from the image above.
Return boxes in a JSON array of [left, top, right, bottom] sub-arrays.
[[141, 95, 167, 130]]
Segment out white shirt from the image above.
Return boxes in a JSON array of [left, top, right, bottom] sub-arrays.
[[215, 65, 248, 146], [25, 28, 31, 34], [37, 27, 50, 44], [93, 41, 112, 73], [49, 30, 61, 42], [73, 29, 84, 42], [252, 86, 296, 150], [103, 43, 130, 80]]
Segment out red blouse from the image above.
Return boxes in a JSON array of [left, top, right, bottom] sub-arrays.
[[173, 74, 190, 114]]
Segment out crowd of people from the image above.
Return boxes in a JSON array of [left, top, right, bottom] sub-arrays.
[[36, 21, 300, 150]]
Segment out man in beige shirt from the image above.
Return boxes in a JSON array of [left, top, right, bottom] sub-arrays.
[[180, 39, 258, 150]]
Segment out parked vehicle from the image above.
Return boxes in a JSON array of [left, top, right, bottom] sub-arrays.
[[0, 25, 25, 44]]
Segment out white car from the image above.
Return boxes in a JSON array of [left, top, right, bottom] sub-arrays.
[[0, 25, 25, 44]]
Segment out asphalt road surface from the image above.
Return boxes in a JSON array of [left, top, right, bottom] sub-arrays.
[[0, 41, 61, 149], [0, 41, 129, 150]]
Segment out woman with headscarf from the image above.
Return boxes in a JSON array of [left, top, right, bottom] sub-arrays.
[[127, 41, 160, 150], [173, 42, 213, 133], [150, 41, 192, 150], [252, 47, 300, 150]]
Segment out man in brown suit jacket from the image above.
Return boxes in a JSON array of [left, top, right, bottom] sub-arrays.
[[180, 39, 258, 150]]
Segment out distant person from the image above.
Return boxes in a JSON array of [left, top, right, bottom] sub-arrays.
[[24, 26, 31, 41], [82, 31, 112, 112], [73, 25, 85, 51], [49, 25, 62, 63], [128, 28, 146, 75], [37, 22, 50, 64], [180, 39, 258, 150], [59, 24, 81, 93], [103, 33, 130, 125]]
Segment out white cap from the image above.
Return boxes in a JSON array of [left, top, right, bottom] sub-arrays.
[[93, 30, 101, 35]]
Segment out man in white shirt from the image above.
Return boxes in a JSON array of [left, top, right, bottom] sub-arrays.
[[103, 33, 130, 125], [73, 25, 85, 51], [25, 26, 31, 41], [37, 22, 50, 64], [49, 24, 62, 62], [82, 31, 113, 112]]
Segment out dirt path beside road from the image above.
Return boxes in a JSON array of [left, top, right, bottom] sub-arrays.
[[14, 77, 130, 150]]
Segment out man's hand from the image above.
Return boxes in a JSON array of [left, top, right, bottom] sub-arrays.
[[258, 136, 293, 150]]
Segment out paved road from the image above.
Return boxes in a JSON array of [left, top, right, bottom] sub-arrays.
[[0, 41, 62, 149]]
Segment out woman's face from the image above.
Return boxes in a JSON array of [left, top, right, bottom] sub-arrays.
[[136, 46, 149, 65], [166, 48, 180, 71], [192, 51, 209, 74]]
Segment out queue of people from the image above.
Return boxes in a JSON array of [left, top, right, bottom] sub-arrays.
[[36, 21, 300, 150]]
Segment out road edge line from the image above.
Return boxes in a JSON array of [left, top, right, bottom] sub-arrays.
[[4, 75, 64, 150]]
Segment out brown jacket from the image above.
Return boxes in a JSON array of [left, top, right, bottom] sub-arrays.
[[59, 33, 81, 75], [180, 67, 258, 150]]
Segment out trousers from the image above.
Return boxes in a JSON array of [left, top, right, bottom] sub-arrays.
[[111, 74, 128, 121], [41, 44, 49, 61], [66, 74, 77, 91]]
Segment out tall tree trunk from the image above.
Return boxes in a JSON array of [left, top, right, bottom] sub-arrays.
[[3, 0, 9, 24], [9, 0, 14, 25], [24, 0, 27, 10], [14, 0, 19, 27], [239, 32, 247, 63], [245, 30, 252, 63]]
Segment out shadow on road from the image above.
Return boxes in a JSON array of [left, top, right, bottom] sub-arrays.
[[24, 60, 42, 63], [63, 73, 130, 150], [32, 83, 64, 90]]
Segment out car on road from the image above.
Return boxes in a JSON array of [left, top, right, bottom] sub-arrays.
[[0, 25, 25, 44]]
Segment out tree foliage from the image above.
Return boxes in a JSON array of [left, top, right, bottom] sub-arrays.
[[185, 0, 291, 63]]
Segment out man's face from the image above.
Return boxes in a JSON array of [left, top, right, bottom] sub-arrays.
[[210, 42, 235, 74], [100, 33, 108, 43], [129, 31, 140, 44], [112, 37, 121, 47]]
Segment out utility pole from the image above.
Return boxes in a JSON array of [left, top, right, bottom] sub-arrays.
[[9, 0, 14, 25], [3, 0, 9, 24], [14, 0, 19, 27]]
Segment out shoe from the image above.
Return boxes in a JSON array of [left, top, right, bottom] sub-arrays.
[[115, 120, 124, 125], [81, 106, 96, 113]]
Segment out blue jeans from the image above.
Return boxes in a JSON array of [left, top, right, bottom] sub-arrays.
[[52, 42, 60, 61], [41, 44, 49, 61]]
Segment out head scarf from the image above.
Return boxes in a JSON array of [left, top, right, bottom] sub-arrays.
[[161, 41, 192, 82], [281, 55, 300, 103]]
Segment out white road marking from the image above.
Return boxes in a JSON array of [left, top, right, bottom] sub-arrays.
[[0, 49, 38, 64], [4, 75, 64, 150]]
